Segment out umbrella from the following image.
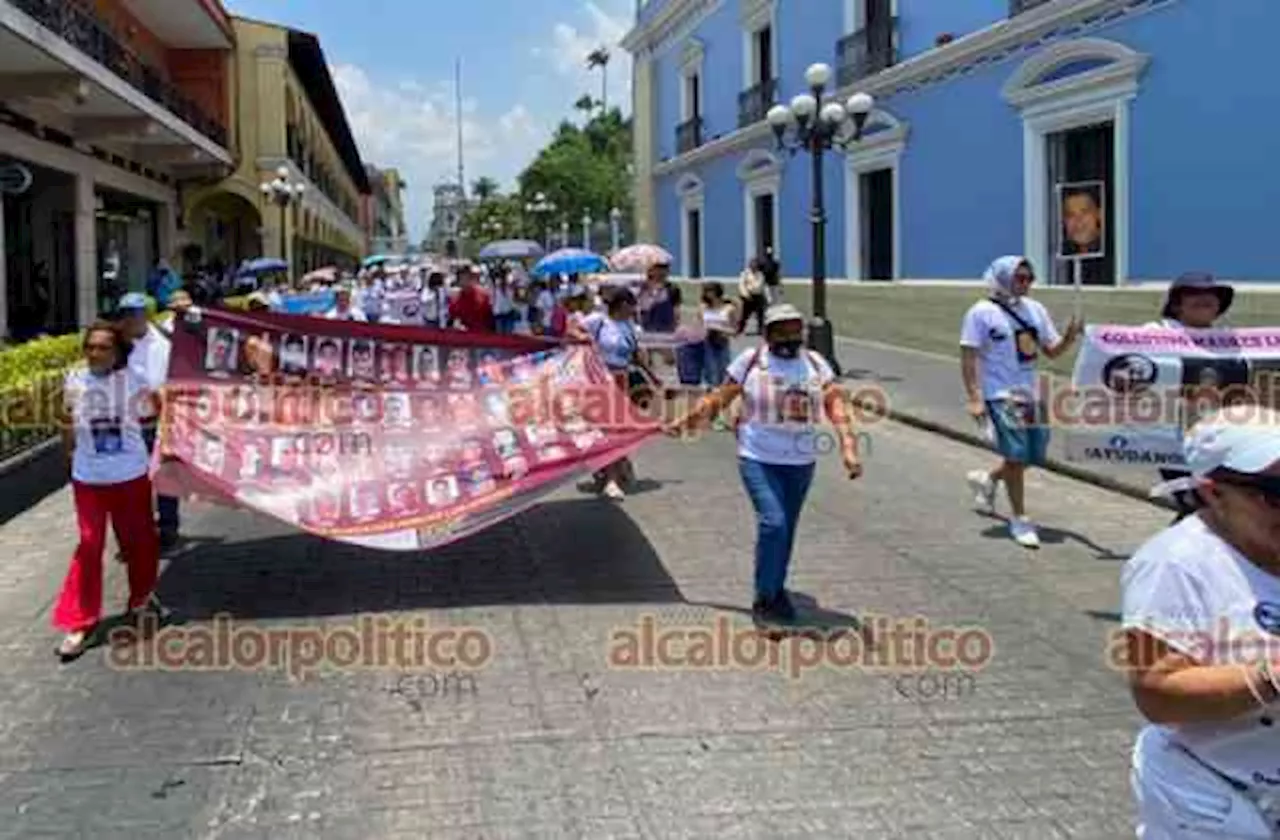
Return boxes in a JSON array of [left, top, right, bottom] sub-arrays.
[[478, 240, 545, 261], [302, 266, 338, 284], [609, 244, 673, 273], [531, 248, 608, 278], [362, 254, 394, 269], [236, 257, 288, 277]]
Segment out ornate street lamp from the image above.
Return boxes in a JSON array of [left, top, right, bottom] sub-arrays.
[[581, 211, 592, 249], [259, 165, 306, 281], [524, 192, 555, 251], [609, 207, 622, 252], [767, 63, 874, 376], [559, 218, 570, 249]]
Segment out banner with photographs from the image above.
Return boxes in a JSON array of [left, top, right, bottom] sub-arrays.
[[1056, 181, 1105, 260], [155, 308, 660, 551], [1062, 325, 1280, 468], [383, 291, 425, 324]]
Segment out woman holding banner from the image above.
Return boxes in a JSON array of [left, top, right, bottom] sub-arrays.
[[663, 304, 862, 627], [1122, 406, 1280, 838], [1144, 272, 1237, 523], [53, 321, 163, 660]]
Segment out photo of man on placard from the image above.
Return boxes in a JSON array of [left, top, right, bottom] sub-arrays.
[[1057, 181, 1105, 259]]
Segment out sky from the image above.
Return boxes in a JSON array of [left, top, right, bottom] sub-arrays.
[[224, 0, 635, 241]]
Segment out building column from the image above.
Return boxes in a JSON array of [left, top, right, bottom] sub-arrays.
[[74, 173, 97, 328], [155, 200, 175, 265], [0, 196, 7, 339]]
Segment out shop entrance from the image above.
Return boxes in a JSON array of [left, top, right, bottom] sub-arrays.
[[3, 159, 76, 339]]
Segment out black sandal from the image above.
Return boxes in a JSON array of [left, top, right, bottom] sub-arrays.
[[56, 628, 92, 663]]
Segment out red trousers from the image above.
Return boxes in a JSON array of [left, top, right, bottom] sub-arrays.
[[52, 476, 160, 632]]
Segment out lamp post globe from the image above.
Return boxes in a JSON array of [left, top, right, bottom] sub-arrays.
[[276, 165, 289, 180], [790, 93, 817, 120], [804, 62, 832, 89], [846, 91, 874, 117], [820, 102, 847, 125], [766, 104, 791, 128]]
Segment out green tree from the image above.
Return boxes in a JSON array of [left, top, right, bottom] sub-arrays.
[[471, 176, 499, 203]]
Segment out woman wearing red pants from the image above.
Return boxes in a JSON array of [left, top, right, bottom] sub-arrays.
[[54, 320, 162, 661]]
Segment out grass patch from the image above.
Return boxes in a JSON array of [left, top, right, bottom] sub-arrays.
[[678, 283, 1280, 377]]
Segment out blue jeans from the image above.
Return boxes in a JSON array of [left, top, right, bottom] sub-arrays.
[[738, 457, 815, 602], [703, 340, 731, 386], [141, 424, 180, 534]]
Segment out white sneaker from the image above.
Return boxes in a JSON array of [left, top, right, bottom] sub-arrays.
[[1009, 518, 1040, 549], [966, 470, 997, 514], [602, 481, 625, 500]]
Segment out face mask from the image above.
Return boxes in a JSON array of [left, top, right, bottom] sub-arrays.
[[770, 339, 803, 359]]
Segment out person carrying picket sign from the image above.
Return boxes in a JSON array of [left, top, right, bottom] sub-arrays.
[[960, 256, 1083, 549], [664, 304, 863, 628]]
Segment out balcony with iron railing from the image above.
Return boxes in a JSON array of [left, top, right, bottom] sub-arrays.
[[1010, 0, 1053, 14], [675, 115, 703, 154], [10, 0, 228, 149], [737, 78, 778, 129], [836, 18, 897, 88]]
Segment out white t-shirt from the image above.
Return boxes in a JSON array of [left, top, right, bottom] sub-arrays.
[[959, 297, 1060, 401], [127, 322, 171, 393], [1122, 515, 1280, 792], [65, 367, 152, 485], [420, 287, 449, 324], [727, 346, 836, 466], [492, 289, 515, 316]]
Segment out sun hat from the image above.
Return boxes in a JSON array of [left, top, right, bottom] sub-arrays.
[[1161, 272, 1234, 320], [764, 303, 805, 327], [1150, 405, 1280, 497]]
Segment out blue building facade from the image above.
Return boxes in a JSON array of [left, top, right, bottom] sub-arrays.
[[623, 0, 1279, 285]]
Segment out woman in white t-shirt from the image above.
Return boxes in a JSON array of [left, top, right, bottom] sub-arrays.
[[665, 304, 863, 626], [960, 255, 1082, 549], [1122, 406, 1280, 838], [53, 320, 163, 661]]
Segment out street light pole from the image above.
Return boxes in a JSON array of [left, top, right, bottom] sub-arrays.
[[259, 164, 306, 285], [581, 211, 591, 249], [609, 207, 621, 252], [767, 65, 874, 377]]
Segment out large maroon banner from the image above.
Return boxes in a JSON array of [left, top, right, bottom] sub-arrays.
[[155, 307, 659, 551]]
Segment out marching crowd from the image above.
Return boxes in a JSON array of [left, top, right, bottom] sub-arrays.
[[45, 244, 1280, 837]]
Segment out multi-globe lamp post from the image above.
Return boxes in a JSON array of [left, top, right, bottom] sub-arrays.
[[259, 165, 306, 280], [581, 211, 592, 249], [766, 62, 874, 377], [524, 192, 555, 250]]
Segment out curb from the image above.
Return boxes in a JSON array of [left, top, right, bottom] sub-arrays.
[[0, 436, 68, 527], [848, 395, 1174, 511], [0, 436, 60, 480]]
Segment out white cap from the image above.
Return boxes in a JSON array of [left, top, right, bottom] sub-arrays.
[[1151, 405, 1280, 497], [764, 303, 805, 327]]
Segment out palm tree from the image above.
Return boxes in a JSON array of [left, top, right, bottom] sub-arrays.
[[586, 47, 610, 114], [573, 94, 598, 118], [472, 177, 499, 203]]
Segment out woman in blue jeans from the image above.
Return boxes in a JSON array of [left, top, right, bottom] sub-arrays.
[[666, 304, 863, 626]]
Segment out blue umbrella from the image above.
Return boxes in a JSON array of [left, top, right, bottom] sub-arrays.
[[362, 254, 395, 269], [236, 257, 288, 277], [478, 239, 545, 261], [531, 248, 607, 278]]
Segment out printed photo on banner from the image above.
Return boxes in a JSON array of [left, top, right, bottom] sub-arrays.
[[413, 345, 441, 386], [380, 343, 412, 385], [1056, 181, 1105, 259], [383, 393, 413, 428], [387, 481, 421, 516], [426, 475, 460, 507], [313, 337, 344, 378], [349, 339, 377, 380], [205, 328, 240, 374], [301, 489, 342, 527], [279, 334, 309, 375], [195, 432, 226, 475], [238, 437, 267, 480], [349, 482, 383, 522], [445, 348, 474, 389], [417, 393, 445, 428]]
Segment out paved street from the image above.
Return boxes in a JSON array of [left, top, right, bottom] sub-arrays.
[[0, 418, 1165, 839]]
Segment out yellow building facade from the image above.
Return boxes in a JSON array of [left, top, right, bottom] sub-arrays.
[[182, 16, 370, 277]]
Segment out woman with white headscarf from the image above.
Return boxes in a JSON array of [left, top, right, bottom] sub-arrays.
[[959, 256, 1083, 548]]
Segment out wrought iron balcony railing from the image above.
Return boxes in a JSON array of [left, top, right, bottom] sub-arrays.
[[737, 78, 777, 129], [1010, 0, 1053, 14], [11, 0, 229, 149], [836, 19, 897, 88], [675, 115, 703, 154]]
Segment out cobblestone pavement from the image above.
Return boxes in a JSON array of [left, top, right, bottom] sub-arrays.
[[0, 418, 1166, 839]]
